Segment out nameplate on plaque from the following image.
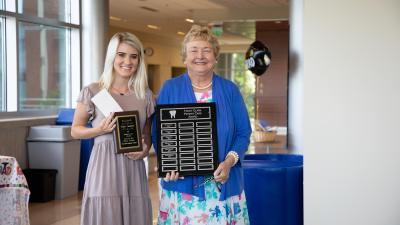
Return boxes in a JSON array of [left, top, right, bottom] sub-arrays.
[[156, 103, 218, 177], [113, 111, 142, 154]]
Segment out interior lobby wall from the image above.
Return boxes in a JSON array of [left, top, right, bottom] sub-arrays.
[[108, 26, 185, 94], [303, 1, 400, 224]]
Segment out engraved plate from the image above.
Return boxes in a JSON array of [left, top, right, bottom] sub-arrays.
[[113, 111, 141, 154]]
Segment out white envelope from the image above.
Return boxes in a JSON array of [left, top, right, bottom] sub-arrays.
[[91, 89, 123, 117]]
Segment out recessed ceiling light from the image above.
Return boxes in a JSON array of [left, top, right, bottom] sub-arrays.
[[140, 6, 158, 12], [147, 24, 160, 30], [177, 31, 185, 35], [110, 16, 122, 21], [185, 18, 194, 23]]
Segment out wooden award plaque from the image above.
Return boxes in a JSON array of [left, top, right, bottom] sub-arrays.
[[113, 111, 142, 154]]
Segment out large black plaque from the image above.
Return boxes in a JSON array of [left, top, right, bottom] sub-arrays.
[[156, 103, 218, 177], [113, 111, 142, 154]]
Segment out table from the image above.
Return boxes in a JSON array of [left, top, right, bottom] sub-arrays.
[[0, 155, 30, 225]]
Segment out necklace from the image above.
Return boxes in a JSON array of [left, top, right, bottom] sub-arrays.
[[191, 81, 212, 90], [111, 87, 129, 95]]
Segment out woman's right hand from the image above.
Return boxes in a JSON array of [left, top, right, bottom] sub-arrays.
[[95, 112, 118, 136], [155, 167, 181, 182], [164, 171, 181, 182]]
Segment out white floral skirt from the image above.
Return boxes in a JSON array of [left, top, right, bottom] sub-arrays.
[[157, 177, 250, 225]]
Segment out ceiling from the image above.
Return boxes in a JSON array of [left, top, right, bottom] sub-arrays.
[[109, 0, 289, 45]]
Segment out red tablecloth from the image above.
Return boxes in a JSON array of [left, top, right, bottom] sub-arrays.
[[0, 156, 30, 225]]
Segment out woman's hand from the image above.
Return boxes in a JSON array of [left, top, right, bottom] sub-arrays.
[[124, 138, 150, 160], [154, 167, 182, 182], [95, 112, 117, 136], [164, 171, 181, 182], [213, 155, 236, 184]]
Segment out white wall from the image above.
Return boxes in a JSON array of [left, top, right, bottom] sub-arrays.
[[303, 1, 400, 224], [288, 0, 304, 153]]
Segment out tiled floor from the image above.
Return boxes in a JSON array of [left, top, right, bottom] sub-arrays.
[[29, 192, 82, 225], [29, 154, 161, 225], [29, 139, 287, 225]]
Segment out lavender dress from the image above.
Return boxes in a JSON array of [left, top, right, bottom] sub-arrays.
[[78, 83, 155, 225]]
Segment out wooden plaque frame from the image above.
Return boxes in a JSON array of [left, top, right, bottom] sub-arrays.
[[113, 111, 142, 154]]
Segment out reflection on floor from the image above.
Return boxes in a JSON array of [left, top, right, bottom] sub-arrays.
[[29, 140, 287, 225]]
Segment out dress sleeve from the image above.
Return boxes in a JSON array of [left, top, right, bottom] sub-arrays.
[[146, 89, 156, 118], [77, 86, 95, 121]]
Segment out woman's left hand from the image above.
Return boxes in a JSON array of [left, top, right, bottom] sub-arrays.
[[213, 157, 235, 184], [124, 138, 150, 160]]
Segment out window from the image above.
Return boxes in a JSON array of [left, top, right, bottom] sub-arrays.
[[0, 0, 80, 112], [18, 0, 68, 22], [215, 53, 256, 119], [18, 22, 68, 110], [17, 0, 79, 24]]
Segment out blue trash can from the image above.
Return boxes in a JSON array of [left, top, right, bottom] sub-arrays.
[[56, 108, 94, 190], [243, 154, 303, 225], [56, 108, 76, 125]]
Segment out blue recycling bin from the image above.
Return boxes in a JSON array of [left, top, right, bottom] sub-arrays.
[[56, 108, 94, 190], [243, 154, 303, 225]]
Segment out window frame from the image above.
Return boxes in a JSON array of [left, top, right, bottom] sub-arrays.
[[0, 0, 80, 113], [0, 16, 5, 111]]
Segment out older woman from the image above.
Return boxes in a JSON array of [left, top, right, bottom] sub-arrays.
[[152, 25, 252, 224]]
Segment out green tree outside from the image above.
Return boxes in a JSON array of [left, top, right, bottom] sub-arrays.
[[216, 53, 255, 120]]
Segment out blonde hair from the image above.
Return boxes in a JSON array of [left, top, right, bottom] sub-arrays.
[[181, 25, 220, 61], [99, 32, 148, 99]]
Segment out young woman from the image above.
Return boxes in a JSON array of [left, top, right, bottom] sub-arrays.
[[72, 32, 154, 225]]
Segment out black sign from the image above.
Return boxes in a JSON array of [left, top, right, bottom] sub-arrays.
[[156, 103, 218, 177], [113, 111, 142, 154]]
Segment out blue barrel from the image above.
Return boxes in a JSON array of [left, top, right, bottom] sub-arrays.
[[243, 154, 303, 225], [56, 108, 94, 190]]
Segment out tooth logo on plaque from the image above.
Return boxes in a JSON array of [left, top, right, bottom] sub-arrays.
[[156, 103, 218, 177]]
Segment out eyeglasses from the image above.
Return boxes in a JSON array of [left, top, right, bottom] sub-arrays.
[[193, 176, 222, 192]]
